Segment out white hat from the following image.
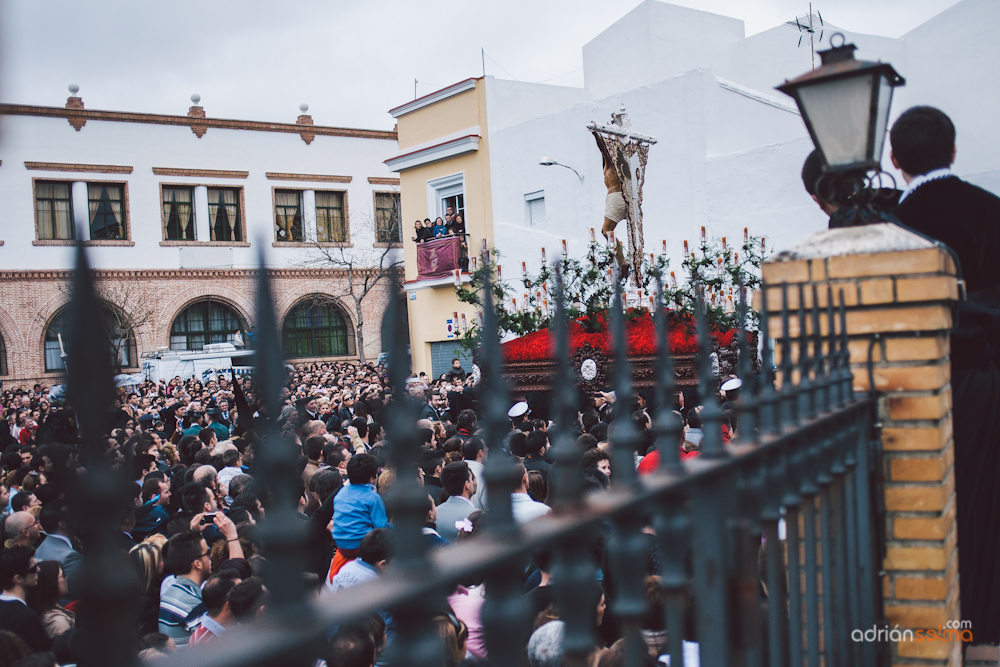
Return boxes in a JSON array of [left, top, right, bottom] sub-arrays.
[[508, 401, 529, 418], [721, 378, 743, 392]]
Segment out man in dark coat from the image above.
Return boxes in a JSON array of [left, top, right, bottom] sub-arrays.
[[891, 106, 1000, 294], [891, 105, 1000, 643]]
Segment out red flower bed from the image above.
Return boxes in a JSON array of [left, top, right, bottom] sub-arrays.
[[501, 310, 739, 362]]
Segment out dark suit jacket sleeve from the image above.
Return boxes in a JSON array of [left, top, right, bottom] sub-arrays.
[[63, 550, 85, 600]]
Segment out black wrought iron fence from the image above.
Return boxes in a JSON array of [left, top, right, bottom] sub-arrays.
[[58, 242, 882, 667]]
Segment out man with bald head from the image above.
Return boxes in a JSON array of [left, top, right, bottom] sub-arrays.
[[4, 512, 41, 549], [303, 420, 327, 439]]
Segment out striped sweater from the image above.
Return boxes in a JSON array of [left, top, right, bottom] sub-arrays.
[[158, 576, 205, 647]]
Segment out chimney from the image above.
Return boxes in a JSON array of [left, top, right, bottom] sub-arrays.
[[65, 84, 84, 110], [188, 93, 205, 118], [296, 103, 313, 126]]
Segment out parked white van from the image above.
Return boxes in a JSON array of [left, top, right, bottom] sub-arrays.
[[141, 343, 255, 383]]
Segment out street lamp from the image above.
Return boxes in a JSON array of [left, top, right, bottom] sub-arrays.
[[539, 157, 585, 184], [777, 33, 905, 173]]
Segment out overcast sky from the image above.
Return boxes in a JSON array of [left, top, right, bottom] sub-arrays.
[[0, 0, 960, 131]]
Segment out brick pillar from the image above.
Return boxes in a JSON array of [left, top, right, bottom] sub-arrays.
[[762, 223, 961, 666]]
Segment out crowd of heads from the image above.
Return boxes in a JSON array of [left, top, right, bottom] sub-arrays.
[[0, 349, 749, 666]]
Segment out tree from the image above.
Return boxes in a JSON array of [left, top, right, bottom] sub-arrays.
[[300, 202, 403, 364], [48, 276, 156, 372]]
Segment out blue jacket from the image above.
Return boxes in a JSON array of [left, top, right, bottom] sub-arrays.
[[332, 483, 389, 549]]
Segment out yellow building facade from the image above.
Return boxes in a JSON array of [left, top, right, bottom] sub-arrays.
[[386, 78, 495, 377]]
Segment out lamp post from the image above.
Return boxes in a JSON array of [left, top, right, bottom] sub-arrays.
[[539, 157, 585, 184], [777, 33, 905, 224]]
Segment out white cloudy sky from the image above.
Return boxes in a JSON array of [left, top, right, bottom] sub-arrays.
[[0, 0, 959, 131]]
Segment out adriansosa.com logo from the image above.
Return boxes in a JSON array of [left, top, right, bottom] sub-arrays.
[[852, 621, 973, 643]]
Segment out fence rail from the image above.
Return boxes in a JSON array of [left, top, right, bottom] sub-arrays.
[[58, 243, 883, 667]]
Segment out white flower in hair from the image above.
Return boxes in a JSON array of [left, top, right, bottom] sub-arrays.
[[455, 518, 474, 533]]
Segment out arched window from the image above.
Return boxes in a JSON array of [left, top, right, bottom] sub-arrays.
[[282, 299, 352, 358], [170, 299, 245, 351], [0, 333, 7, 376], [44, 305, 136, 371]]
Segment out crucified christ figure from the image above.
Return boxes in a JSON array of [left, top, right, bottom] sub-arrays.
[[595, 133, 630, 276]]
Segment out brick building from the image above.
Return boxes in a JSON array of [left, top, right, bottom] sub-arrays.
[[0, 92, 402, 387]]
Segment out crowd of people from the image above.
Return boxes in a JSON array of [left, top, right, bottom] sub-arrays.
[[0, 350, 745, 666], [412, 206, 467, 244]]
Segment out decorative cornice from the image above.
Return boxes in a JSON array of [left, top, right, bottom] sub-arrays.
[[385, 134, 480, 173], [0, 104, 397, 141], [153, 168, 249, 179], [368, 177, 400, 185], [265, 172, 352, 183], [25, 162, 133, 174], [389, 78, 480, 118], [0, 267, 358, 280]]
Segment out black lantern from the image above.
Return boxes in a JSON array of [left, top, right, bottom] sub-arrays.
[[777, 33, 905, 173]]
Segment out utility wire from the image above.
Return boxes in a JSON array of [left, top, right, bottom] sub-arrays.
[[483, 50, 521, 81], [537, 66, 583, 83]]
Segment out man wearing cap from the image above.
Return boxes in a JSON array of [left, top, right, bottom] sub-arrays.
[[720, 377, 742, 412], [296, 396, 320, 425], [508, 401, 529, 426]]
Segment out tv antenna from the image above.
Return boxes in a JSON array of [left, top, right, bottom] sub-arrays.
[[786, 3, 824, 70]]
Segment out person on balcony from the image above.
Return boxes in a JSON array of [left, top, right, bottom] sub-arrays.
[[431, 217, 448, 239], [447, 213, 466, 237]]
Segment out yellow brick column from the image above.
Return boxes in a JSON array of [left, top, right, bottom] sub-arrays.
[[761, 223, 961, 666]]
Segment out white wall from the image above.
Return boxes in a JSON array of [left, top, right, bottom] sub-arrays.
[[488, 67, 817, 283], [484, 0, 1000, 290], [583, 2, 744, 101], [0, 113, 398, 271]]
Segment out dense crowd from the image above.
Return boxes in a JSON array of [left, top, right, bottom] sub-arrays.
[[0, 354, 744, 667]]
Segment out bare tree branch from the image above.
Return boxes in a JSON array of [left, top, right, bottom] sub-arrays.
[[297, 203, 403, 364]]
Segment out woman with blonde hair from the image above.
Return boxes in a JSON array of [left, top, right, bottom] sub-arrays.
[[130, 542, 163, 636]]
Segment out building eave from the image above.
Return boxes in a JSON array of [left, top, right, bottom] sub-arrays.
[[388, 77, 481, 118], [384, 134, 480, 173], [0, 104, 398, 141]]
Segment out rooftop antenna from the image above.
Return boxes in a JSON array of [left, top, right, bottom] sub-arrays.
[[785, 3, 824, 70]]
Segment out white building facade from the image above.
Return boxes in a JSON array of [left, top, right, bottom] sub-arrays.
[[400, 0, 999, 301], [0, 95, 402, 385]]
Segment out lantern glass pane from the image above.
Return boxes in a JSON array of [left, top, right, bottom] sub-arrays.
[[797, 72, 875, 167], [872, 75, 894, 165]]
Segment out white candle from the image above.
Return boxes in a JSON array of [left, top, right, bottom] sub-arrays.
[[589, 228, 596, 243], [541, 248, 546, 265], [722, 237, 727, 252], [683, 240, 689, 258], [701, 226, 706, 241], [522, 261, 527, 276], [744, 227, 748, 243], [561, 239, 568, 258], [662, 239, 667, 255]]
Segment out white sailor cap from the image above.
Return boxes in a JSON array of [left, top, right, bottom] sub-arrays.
[[721, 378, 743, 392], [507, 401, 529, 418]]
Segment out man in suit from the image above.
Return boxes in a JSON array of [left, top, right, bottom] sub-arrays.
[[0, 546, 46, 651], [434, 462, 477, 543], [419, 390, 445, 422], [33, 503, 83, 599], [890, 105, 1000, 644], [891, 106, 1000, 295]]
